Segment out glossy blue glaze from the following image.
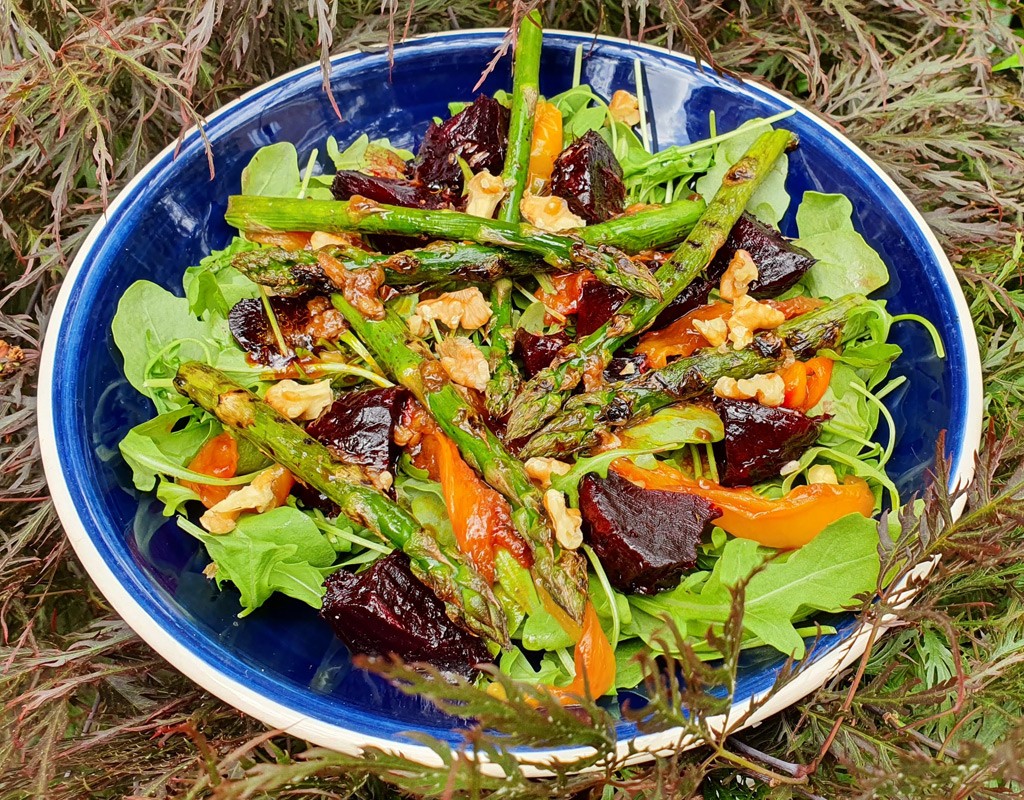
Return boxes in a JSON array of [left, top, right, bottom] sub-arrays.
[[49, 32, 971, 752]]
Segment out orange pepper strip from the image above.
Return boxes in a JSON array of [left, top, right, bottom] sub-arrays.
[[182, 433, 239, 508], [547, 602, 615, 702], [779, 361, 808, 410], [768, 296, 826, 319], [802, 357, 833, 411], [527, 100, 564, 193], [417, 430, 523, 585], [247, 230, 312, 251], [612, 460, 874, 549], [270, 468, 295, 507], [535, 270, 592, 319], [635, 302, 732, 368]]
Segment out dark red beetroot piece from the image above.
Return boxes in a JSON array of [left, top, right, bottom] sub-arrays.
[[306, 387, 409, 477], [579, 471, 721, 595], [549, 130, 626, 224], [513, 328, 570, 377], [414, 95, 510, 192], [652, 275, 717, 329], [650, 214, 817, 329], [709, 213, 817, 299], [603, 353, 649, 382], [228, 294, 347, 368], [575, 280, 629, 339], [321, 552, 492, 679], [330, 171, 454, 210], [715, 398, 824, 487]]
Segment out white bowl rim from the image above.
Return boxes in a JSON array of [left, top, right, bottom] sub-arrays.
[[38, 27, 984, 775]]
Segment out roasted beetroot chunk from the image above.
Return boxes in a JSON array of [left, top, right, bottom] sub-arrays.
[[549, 130, 626, 223], [321, 552, 492, 678], [710, 213, 817, 299], [306, 387, 409, 476], [576, 280, 629, 339], [228, 294, 347, 368], [603, 353, 649, 382], [580, 471, 721, 595], [330, 171, 453, 209], [513, 328, 570, 377], [414, 95, 510, 192], [651, 276, 717, 329], [715, 398, 824, 487]]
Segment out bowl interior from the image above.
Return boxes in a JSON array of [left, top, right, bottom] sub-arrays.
[[48, 32, 973, 752]]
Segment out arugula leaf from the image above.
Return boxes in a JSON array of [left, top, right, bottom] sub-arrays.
[[695, 120, 791, 225], [326, 134, 414, 171], [119, 407, 218, 491], [241, 142, 302, 197], [182, 237, 261, 319], [619, 405, 724, 450], [112, 280, 264, 410], [155, 478, 200, 516], [112, 281, 220, 410], [521, 610, 577, 651], [179, 507, 335, 616], [499, 646, 569, 686], [796, 192, 890, 297], [630, 513, 880, 658]]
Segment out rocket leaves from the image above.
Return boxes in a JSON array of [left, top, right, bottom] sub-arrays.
[[179, 507, 335, 616], [629, 513, 881, 659]]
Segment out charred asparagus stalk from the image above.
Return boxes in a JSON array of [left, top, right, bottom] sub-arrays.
[[231, 242, 541, 293], [232, 198, 706, 293], [173, 361, 509, 646], [487, 9, 542, 420], [330, 294, 589, 625], [497, 8, 542, 223], [225, 195, 664, 299], [520, 294, 867, 458], [503, 128, 794, 441]]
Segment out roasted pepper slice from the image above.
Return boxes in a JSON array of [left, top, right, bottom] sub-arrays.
[[182, 432, 239, 508]]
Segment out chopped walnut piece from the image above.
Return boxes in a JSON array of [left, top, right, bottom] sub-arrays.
[[304, 296, 348, 341], [727, 294, 786, 349], [309, 230, 363, 250], [609, 90, 642, 126], [807, 464, 839, 485], [317, 250, 385, 320], [437, 337, 490, 391], [714, 373, 786, 407], [520, 193, 587, 232], [524, 457, 572, 488], [408, 287, 492, 336], [543, 489, 583, 550], [200, 464, 290, 534], [719, 249, 759, 302], [464, 170, 508, 219], [692, 317, 729, 348], [264, 378, 334, 421]]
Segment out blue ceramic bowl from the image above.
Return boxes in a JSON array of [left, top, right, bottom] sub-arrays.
[[40, 30, 982, 770]]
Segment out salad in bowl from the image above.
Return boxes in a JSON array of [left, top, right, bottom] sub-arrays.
[[111, 13, 942, 702]]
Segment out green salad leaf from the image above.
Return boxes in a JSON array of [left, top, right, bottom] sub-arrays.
[[796, 192, 890, 297], [182, 237, 261, 319], [241, 141, 302, 197], [695, 119, 791, 225], [629, 513, 880, 658], [112, 280, 221, 410], [118, 406, 219, 491], [179, 507, 335, 615]]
